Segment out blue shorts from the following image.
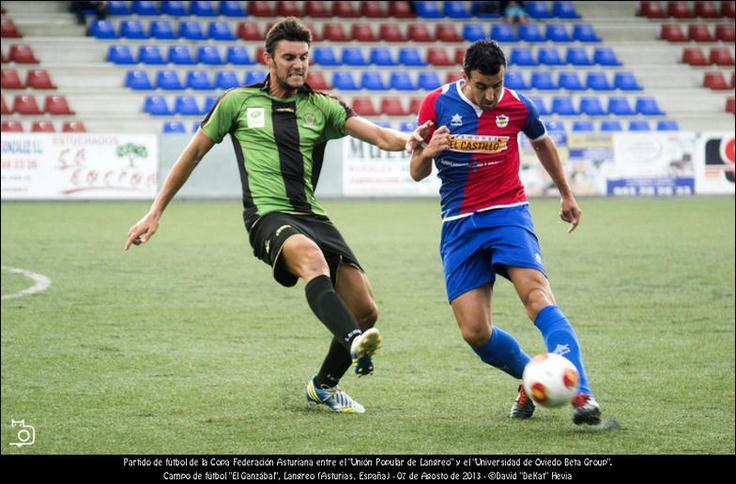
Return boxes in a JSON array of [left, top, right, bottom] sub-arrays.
[[440, 205, 547, 303]]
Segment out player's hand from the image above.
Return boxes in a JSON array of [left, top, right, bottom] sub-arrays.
[[425, 125, 450, 158], [125, 211, 161, 250], [405, 120, 433, 153], [560, 196, 581, 233]]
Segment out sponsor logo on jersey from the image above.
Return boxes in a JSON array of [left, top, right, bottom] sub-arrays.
[[246, 107, 265, 128], [447, 134, 510, 154], [496, 114, 509, 128], [450, 113, 463, 127]]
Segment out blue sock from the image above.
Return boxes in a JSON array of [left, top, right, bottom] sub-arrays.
[[534, 305, 592, 396], [471, 327, 531, 379]]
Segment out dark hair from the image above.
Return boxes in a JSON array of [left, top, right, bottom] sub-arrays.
[[463, 40, 507, 76], [264, 17, 312, 56]]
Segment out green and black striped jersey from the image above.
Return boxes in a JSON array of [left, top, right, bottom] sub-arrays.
[[201, 76, 356, 229]]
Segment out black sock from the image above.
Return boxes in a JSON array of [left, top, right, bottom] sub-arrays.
[[315, 337, 352, 388], [305, 275, 361, 350]]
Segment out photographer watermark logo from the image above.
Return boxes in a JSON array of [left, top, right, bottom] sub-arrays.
[[9, 419, 35, 448]]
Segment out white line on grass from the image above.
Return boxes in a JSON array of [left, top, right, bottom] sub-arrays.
[[1, 266, 51, 301]]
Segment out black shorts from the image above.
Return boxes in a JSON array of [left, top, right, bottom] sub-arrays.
[[247, 212, 363, 287]]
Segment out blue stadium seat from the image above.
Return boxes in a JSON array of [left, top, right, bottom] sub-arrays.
[[399, 48, 427, 66], [332, 71, 358, 90], [635, 97, 665, 115], [579, 96, 607, 115], [125, 70, 154, 90], [600, 120, 623, 132], [552, 1, 581, 19], [215, 70, 240, 89], [168, 45, 196, 65], [132, 1, 160, 16], [546, 24, 572, 42], [471, 0, 502, 18], [343, 48, 369, 66], [572, 24, 602, 42], [519, 24, 545, 42], [220, 1, 248, 17], [313, 47, 341, 66], [175, 95, 203, 115], [197, 46, 224, 65], [537, 47, 565, 66], [156, 70, 184, 90], [558, 71, 584, 90], [106, 1, 131, 15], [370, 47, 398, 66], [226, 46, 254, 65], [120, 20, 149, 39], [607, 96, 634, 115], [415, 1, 444, 18], [656, 120, 679, 131], [400, 120, 419, 132], [107, 45, 136, 64], [208, 21, 236, 40], [418, 72, 441, 90], [373, 120, 393, 129], [526, 1, 552, 19], [144, 96, 173, 115], [162, 121, 186, 133], [161, 1, 188, 16], [551, 96, 578, 115], [203, 95, 218, 113], [491, 24, 518, 42], [180, 21, 207, 40], [527, 95, 550, 115], [244, 71, 267, 85], [150, 21, 177, 39], [505, 71, 530, 90], [90, 20, 118, 39], [586, 72, 613, 91], [566, 47, 593, 66], [191, 1, 219, 17], [187, 70, 214, 90], [192, 120, 202, 132], [360, 71, 386, 90], [628, 120, 650, 131], [138, 45, 165, 65], [463, 24, 487, 42], [444, 1, 471, 18], [545, 120, 567, 132], [613, 72, 642, 91], [593, 47, 622, 66], [509, 47, 538, 66], [572, 120, 594, 132], [390, 72, 416, 90], [531, 71, 557, 90]]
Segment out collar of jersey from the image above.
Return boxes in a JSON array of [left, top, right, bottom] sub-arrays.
[[255, 74, 314, 102], [455, 79, 506, 117]]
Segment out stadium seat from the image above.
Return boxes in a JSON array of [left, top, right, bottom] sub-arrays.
[[546, 24, 572, 42], [120, 20, 148, 39], [586, 72, 613, 91], [436, 23, 461, 42], [379, 24, 405, 42], [9, 44, 39, 64], [125, 70, 153, 90], [418, 72, 442, 90], [381, 97, 407, 116], [463, 24, 487, 42], [538, 47, 565, 66], [527, 95, 549, 115], [608, 96, 635, 115], [107, 45, 136, 64], [352, 24, 377, 42], [215, 70, 240, 89], [275, 1, 299, 16], [599, 120, 623, 132], [415, 1, 444, 18], [723, 1, 736, 18], [361, 1, 387, 18], [12, 94, 42, 115], [399, 48, 427, 66], [220, 1, 247, 17], [553, 1, 582, 18], [682, 47, 709, 66], [572, 120, 594, 132], [313, 47, 340, 66], [545, 120, 566, 132], [1, 52, 8, 64], [579, 96, 607, 115], [400, 120, 419, 132], [715, 23, 735, 42], [628, 120, 650, 131], [594, 47, 622, 66], [408, 24, 435, 42], [703, 71, 730, 90], [427, 47, 453, 66], [566, 47, 593, 66], [187, 70, 214, 90], [505, 71, 530, 90], [389, 1, 415, 18], [61, 121, 87, 132], [247, 2, 273, 16], [526, 1, 552, 19], [510, 47, 538, 66], [132, 1, 160, 15], [2, 120, 24, 132], [446, 71, 463, 84], [44, 95, 75, 115], [694, 1, 721, 18], [408, 97, 423, 115], [323, 23, 348, 42], [255, 47, 267, 65], [157, 70, 184, 90], [209, 22, 236, 40], [1, 68, 24, 89], [656, 119, 679, 131], [639, 1, 667, 18], [710, 47, 735, 66], [25, 69, 55, 89], [237, 22, 261, 41], [635, 97, 665, 115], [89, 20, 118, 39], [144, 97, 173, 116], [198, 46, 224, 65], [150, 21, 177, 40], [370, 47, 398, 66], [202, 94, 217, 112], [667, 1, 696, 18], [306, 71, 330, 90], [454, 48, 465, 65], [191, 1, 218, 16], [226, 46, 254, 65], [137, 45, 164, 65], [244, 70, 267, 85], [1, 18, 21, 38], [180, 21, 207, 40], [519, 24, 545, 42], [343, 48, 369, 66], [332, 1, 359, 17], [1, 95, 11, 115], [444, 1, 471, 18], [491, 24, 518, 42], [175, 96, 203, 115], [352, 97, 379, 116], [558, 71, 585, 90], [530, 71, 556, 90], [360, 71, 386, 90], [332, 71, 358, 90], [168, 45, 196, 65], [688, 24, 715, 42], [31, 121, 55, 132], [727, 97, 735, 113], [572, 24, 602, 42], [551, 96, 578, 115], [390, 72, 416, 90], [660, 24, 687, 42], [162, 121, 187, 133]]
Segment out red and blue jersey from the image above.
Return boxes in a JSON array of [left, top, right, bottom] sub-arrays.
[[418, 80, 546, 221]]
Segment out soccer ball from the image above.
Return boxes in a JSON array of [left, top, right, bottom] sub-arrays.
[[522, 353, 580, 408]]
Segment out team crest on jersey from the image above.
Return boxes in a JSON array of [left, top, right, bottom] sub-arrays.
[[447, 134, 510, 154], [303, 113, 318, 129], [496, 114, 509, 128], [450, 113, 463, 127], [246, 107, 265, 128]]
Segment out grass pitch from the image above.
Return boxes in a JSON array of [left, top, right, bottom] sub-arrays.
[[1, 197, 734, 454]]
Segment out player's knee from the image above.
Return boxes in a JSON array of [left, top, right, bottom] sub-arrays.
[[460, 324, 490, 347], [357, 301, 379, 330]]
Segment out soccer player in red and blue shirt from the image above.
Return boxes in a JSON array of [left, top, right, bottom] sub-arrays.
[[410, 40, 602, 425]]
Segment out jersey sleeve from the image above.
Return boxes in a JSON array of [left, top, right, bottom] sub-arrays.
[[201, 90, 241, 144], [417, 89, 442, 142], [315, 93, 357, 141], [518, 94, 547, 141]]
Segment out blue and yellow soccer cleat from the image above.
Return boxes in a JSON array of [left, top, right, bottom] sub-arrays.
[[306, 376, 365, 414], [350, 328, 382, 377]]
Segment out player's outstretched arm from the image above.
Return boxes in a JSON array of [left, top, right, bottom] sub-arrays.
[[125, 129, 215, 250], [409, 125, 449, 181], [344, 117, 431, 152], [531, 136, 581, 233]]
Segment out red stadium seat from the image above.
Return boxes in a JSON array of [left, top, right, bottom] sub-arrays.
[[379, 24, 405, 42], [727, 97, 735, 113], [323, 23, 348, 42], [247, 2, 273, 16], [639, 1, 667, 18], [352, 97, 378, 116], [688, 24, 715, 42], [1, 120, 24, 132], [31, 121, 56, 132], [732, 71, 736, 89], [306, 71, 330, 90], [1, 95, 10, 114], [44, 95, 75, 115], [255, 47, 267, 65], [276, 1, 300, 16], [427, 47, 454, 66], [715, 24, 735, 42], [408, 98, 423, 115], [361, 1, 387, 18], [9, 44, 39, 64], [12, 94, 42, 115], [446, 71, 463, 84], [237, 22, 261, 41], [710, 47, 735, 66], [1, 51, 9, 63], [682, 47, 710, 66], [694, 1, 721, 18], [722, 1, 735, 18], [62, 121, 87, 132], [26, 69, 57, 89], [408, 24, 435, 42], [1, 18, 22, 38], [454, 48, 465, 65], [660, 24, 687, 42], [303, 22, 321, 42], [436, 23, 461, 42], [380, 97, 408, 116], [1, 68, 24, 89], [703, 71, 730, 89], [331, 1, 358, 17], [305, 1, 332, 18], [351, 24, 377, 42], [667, 1, 695, 18], [389, 1, 415, 18]]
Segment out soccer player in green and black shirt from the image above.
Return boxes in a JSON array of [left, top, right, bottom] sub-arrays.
[[125, 18, 428, 413]]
